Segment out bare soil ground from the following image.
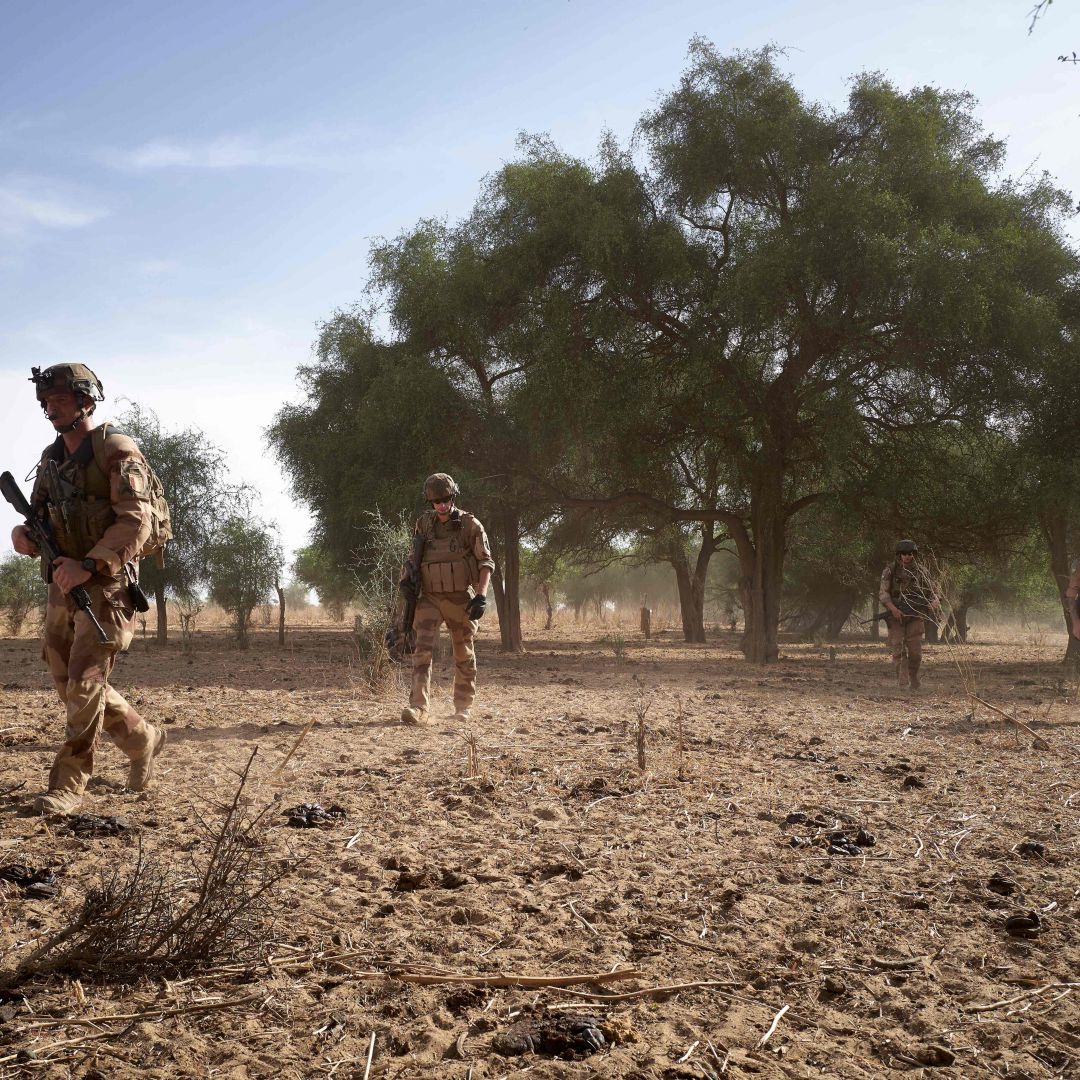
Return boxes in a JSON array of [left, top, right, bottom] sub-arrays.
[[0, 616, 1078, 1079]]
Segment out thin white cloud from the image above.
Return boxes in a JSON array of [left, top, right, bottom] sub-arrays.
[[104, 127, 356, 171], [137, 258, 180, 277], [0, 178, 108, 234]]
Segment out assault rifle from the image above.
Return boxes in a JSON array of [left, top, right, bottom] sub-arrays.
[[384, 531, 425, 662], [861, 596, 929, 625], [0, 470, 109, 644]]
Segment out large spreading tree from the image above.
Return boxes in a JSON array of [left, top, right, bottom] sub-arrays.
[[495, 43, 1076, 661]]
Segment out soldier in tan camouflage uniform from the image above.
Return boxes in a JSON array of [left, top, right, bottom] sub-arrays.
[[399, 474, 494, 725], [10, 365, 167, 815], [1066, 558, 1080, 641], [879, 539, 939, 690]]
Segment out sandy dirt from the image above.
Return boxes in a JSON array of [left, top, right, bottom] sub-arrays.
[[0, 615, 1077, 1079]]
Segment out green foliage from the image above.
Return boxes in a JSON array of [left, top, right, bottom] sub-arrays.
[[268, 316, 465, 569], [281, 582, 311, 610], [351, 509, 413, 689], [291, 544, 356, 621], [0, 554, 47, 635], [119, 404, 247, 605], [205, 516, 283, 648]]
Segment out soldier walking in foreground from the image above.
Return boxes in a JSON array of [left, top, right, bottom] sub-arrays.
[[399, 474, 494, 725], [9, 365, 167, 815], [879, 539, 939, 690]]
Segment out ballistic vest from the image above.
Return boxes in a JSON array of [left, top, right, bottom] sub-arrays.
[[418, 510, 480, 595]]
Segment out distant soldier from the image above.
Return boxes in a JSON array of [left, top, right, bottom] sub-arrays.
[[879, 539, 939, 689], [10, 365, 167, 815], [1066, 558, 1080, 641], [399, 474, 494, 724]]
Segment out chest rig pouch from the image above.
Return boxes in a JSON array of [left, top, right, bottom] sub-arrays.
[[420, 511, 479, 595], [33, 432, 114, 563]]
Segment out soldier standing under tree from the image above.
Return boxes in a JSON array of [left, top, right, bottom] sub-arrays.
[[879, 539, 940, 690], [10, 365, 167, 815], [399, 474, 494, 725]]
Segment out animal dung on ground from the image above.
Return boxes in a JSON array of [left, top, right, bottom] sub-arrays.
[[1003, 910, 1042, 937], [60, 814, 131, 838], [0, 864, 59, 899], [491, 1011, 608, 1058], [1014, 840, 1047, 859], [282, 803, 347, 828]]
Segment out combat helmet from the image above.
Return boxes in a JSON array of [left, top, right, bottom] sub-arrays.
[[30, 364, 104, 405], [423, 473, 459, 502], [895, 539, 919, 555]]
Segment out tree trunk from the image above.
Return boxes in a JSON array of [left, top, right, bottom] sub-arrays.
[[276, 581, 285, 646], [870, 596, 881, 640], [1040, 511, 1080, 665], [492, 507, 524, 653], [668, 537, 707, 643], [540, 582, 554, 631], [825, 594, 856, 640], [951, 602, 971, 643], [736, 456, 786, 664], [155, 583, 168, 645]]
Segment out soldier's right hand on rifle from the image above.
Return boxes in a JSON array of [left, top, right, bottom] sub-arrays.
[[399, 574, 418, 602], [11, 525, 39, 557]]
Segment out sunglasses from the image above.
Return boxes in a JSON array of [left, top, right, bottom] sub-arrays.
[[432, 498, 453, 507]]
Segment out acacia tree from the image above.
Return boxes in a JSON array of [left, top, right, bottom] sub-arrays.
[[205, 514, 283, 648], [368, 201, 578, 654], [119, 405, 246, 643], [291, 544, 356, 620], [494, 43, 1076, 663], [0, 554, 47, 635]]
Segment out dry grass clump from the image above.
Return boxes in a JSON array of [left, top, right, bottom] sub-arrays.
[[5, 752, 289, 985]]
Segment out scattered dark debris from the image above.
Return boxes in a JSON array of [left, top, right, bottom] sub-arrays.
[[914, 1044, 956, 1067], [492, 1011, 607, 1059], [822, 974, 846, 995], [0, 864, 59, 899], [392, 864, 471, 892], [1014, 840, 1047, 859], [827, 832, 862, 857], [282, 803, 346, 828], [855, 828, 876, 847], [60, 814, 131, 838], [987, 875, 1018, 896], [1004, 910, 1042, 937], [901, 775, 926, 789]]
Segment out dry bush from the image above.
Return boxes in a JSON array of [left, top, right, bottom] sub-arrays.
[[350, 510, 412, 691], [5, 752, 289, 985]]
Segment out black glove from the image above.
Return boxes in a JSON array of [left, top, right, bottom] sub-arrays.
[[465, 594, 487, 620], [399, 575, 418, 602]]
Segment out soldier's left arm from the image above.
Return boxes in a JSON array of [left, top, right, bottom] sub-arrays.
[[85, 433, 153, 574], [471, 519, 495, 594]]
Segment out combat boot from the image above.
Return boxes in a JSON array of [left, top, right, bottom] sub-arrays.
[[127, 724, 167, 791], [35, 789, 82, 816], [401, 706, 427, 726], [893, 658, 909, 688], [452, 708, 471, 723], [908, 660, 922, 691]]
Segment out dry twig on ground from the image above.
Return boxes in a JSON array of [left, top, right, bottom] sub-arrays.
[[3, 749, 290, 985]]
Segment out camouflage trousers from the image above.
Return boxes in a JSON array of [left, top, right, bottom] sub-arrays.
[[887, 615, 925, 668], [42, 580, 154, 796], [409, 592, 478, 714]]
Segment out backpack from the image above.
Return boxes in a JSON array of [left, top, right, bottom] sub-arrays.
[[92, 422, 174, 565]]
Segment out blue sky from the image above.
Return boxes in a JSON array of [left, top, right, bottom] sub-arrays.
[[2, 0, 1078, 561]]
